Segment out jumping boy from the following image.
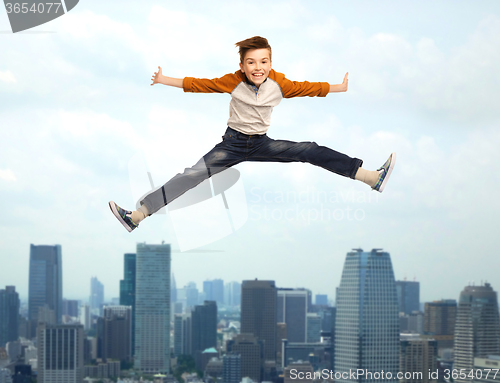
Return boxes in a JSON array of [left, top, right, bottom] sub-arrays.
[[109, 36, 396, 232]]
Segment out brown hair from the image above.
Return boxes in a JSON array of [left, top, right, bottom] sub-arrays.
[[235, 36, 272, 63]]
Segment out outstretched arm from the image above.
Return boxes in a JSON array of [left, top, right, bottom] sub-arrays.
[[329, 72, 348, 93], [150, 66, 183, 88]]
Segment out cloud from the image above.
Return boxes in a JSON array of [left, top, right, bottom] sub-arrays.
[[0, 71, 17, 83], [0, 169, 17, 182]]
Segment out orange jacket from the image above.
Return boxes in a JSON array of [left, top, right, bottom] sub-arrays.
[[183, 70, 330, 135]]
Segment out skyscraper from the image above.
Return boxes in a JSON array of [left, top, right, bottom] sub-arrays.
[[423, 299, 457, 350], [98, 306, 132, 363], [28, 244, 63, 332], [171, 273, 177, 304], [191, 301, 217, 368], [213, 279, 224, 305], [0, 286, 19, 347], [174, 313, 189, 356], [90, 277, 104, 314], [396, 280, 420, 315], [225, 281, 241, 307], [120, 253, 136, 354], [335, 248, 399, 383], [277, 288, 311, 343], [134, 243, 171, 373], [454, 283, 500, 383], [204, 279, 224, 305], [37, 323, 84, 383], [241, 279, 277, 362]]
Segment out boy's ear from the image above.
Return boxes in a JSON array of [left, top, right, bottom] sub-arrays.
[[239, 62, 244, 73]]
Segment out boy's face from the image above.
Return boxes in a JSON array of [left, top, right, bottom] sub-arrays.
[[239, 48, 272, 88]]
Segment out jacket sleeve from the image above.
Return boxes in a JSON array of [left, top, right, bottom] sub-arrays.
[[183, 71, 244, 94], [271, 70, 330, 98]]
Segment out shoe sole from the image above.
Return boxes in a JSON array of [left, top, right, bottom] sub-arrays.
[[109, 201, 134, 233], [378, 152, 396, 193]]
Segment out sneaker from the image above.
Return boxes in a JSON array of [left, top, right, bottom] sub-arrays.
[[372, 153, 396, 193], [108, 201, 138, 232]]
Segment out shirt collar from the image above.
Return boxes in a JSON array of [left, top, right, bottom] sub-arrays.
[[245, 77, 267, 93]]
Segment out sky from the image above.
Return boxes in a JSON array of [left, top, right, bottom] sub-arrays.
[[1, 0, 500, 303]]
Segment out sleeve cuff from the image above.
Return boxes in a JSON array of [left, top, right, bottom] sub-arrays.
[[319, 82, 330, 97], [183, 77, 193, 92]]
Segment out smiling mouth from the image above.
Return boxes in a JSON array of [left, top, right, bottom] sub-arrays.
[[252, 73, 264, 78]]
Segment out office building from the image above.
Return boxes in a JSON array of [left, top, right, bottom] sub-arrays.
[[119, 253, 136, 354], [37, 323, 84, 383], [227, 333, 263, 382], [174, 313, 191, 356], [306, 313, 321, 343], [204, 279, 224, 305], [335, 249, 399, 383], [454, 283, 500, 383], [424, 299, 457, 349], [315, 294, 328, 306], [473, 356, 500, 383], [79, 304, 91, 330], [400, 311, 424, 334], [192, 301, 217, 368], [281, 339, 333, 370], [179, 313, 192, 356], [222, 352, 241, 383], [177, 283, 200, 310], [171, 273, 177, 304], [0, 369, 12, 383], [83, 361, 120, 380], [400, 334, 438, 383], [62, 299, 79, 318], [277, 288, 311, 343], [0, 286, 19, 348], [396, 280, 420, 315], [284, 361, 314, 383], [90, 277, 104, 314], [134, 243, 171, 373], [205, 357, 223, 381], [225, 281, 241, 307], [241, 279, 277, 362], [98, 306, 132, 362], [28, 244, 63, 333], [174, 314, 184, 356]]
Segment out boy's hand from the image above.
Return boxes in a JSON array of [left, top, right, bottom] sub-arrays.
[[151, 66, 163, 86], [329, 72, 348, 93], [341, 72, 348, 91]]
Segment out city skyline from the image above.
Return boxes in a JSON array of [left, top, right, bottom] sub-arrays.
[[1, 245, 499, 382], [8, 245, 500, 309], [1, 1, 500, 304]]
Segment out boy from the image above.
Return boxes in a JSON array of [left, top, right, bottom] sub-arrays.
[[109, 36, 395, 232]]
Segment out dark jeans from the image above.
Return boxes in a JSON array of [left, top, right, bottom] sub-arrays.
[[141, 127, 363, 214]]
